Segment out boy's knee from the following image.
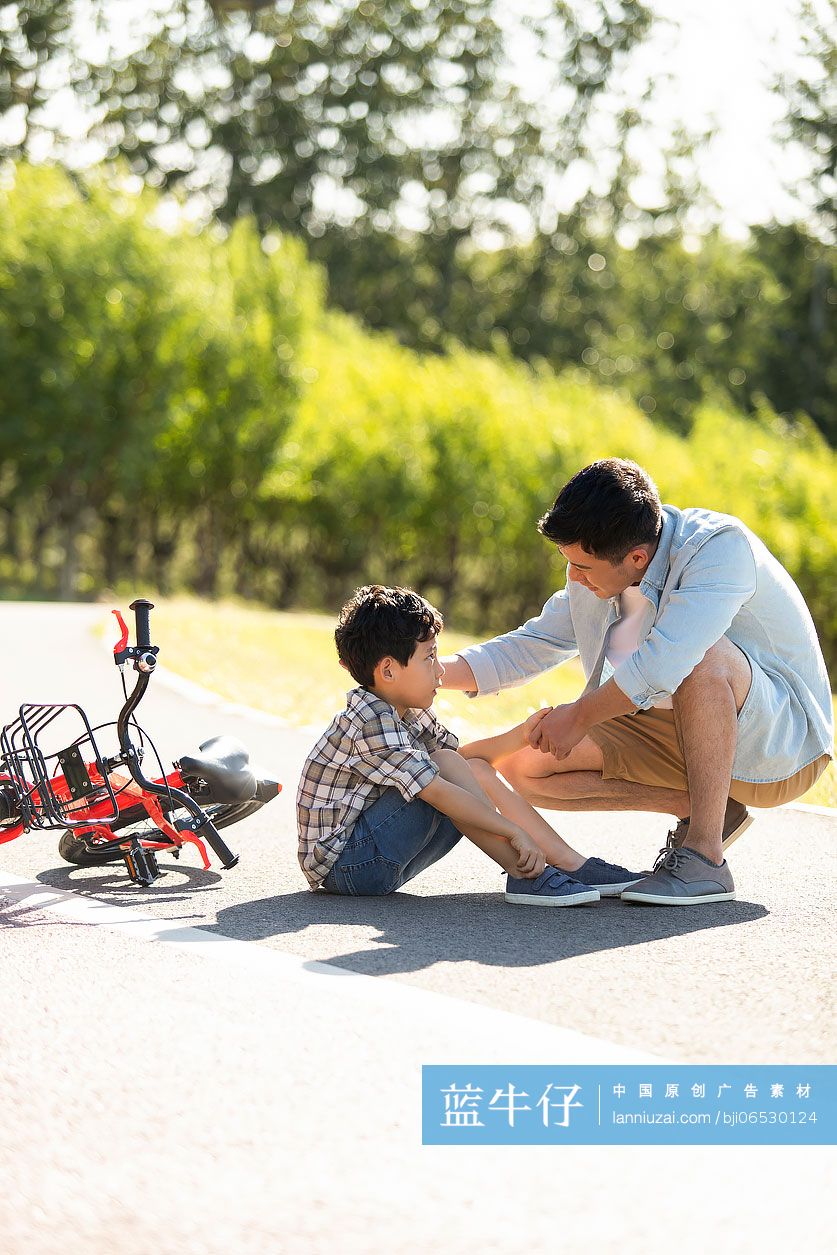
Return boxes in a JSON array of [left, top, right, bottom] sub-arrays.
[[467, 757, 497, 782], [430, 747, 459, 763]]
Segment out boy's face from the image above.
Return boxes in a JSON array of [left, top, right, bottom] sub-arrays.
[[558, 542, 653, 599], [373, 632, 445, 714]]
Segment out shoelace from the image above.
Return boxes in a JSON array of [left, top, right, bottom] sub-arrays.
[[652, 846, 688, 874], [664, 819, 689, 851]]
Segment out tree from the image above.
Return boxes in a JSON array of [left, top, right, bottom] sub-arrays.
[[0, 0, 83, 156], [775, 0, 836, 241], [70, 1, 653, 331]]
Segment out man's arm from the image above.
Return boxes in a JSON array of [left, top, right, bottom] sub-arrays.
[[530, 679, 634, 759], [437, 654, 477, 691], [613, 529, 757, 708], [439, 588, 578, 697]]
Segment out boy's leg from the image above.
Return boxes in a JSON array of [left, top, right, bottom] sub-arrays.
[[321, 786, 462, 895], [429, 748, 556, 876], [456, 755, 587, 871]]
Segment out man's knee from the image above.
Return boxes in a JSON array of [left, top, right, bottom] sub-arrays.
[[676, 637, 752, 712], [499, 740, 604, 791]]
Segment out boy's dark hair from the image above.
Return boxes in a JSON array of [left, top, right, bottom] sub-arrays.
[[335, 585, 443, 688], [538, 459, 662, 563]]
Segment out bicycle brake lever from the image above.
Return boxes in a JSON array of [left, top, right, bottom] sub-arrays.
[[113, 609, 130, 665]]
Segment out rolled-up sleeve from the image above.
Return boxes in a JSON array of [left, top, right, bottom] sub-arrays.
[[457, 589, 579, 697], [614, 529, 758, 708]]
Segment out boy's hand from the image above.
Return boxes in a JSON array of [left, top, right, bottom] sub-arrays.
[[522, 706, 553, 746], [508, 827, 546, 878]]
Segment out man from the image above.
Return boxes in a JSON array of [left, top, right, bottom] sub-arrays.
[[439, 459, 833, 906]]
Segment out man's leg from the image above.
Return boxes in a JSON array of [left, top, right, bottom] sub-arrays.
[[669, 637, 752, 864], [495, 738, 692, 821]]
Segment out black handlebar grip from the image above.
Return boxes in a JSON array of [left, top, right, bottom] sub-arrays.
[[129, 598, 155, 649], [196, 815, 239, 870]]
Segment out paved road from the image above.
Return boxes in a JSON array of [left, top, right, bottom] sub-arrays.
[[1, 602, 834, 1253]]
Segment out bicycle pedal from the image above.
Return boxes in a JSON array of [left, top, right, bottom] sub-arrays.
[[122, 839, 161, 887]]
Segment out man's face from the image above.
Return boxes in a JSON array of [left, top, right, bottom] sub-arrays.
[[558, 541, 652, 599]]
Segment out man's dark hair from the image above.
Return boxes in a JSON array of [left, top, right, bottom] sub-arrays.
[[538, 458, 662, 563], [335, 585, 443, 688]]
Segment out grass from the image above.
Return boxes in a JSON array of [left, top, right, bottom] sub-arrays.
[[141, 595, 835, 809]]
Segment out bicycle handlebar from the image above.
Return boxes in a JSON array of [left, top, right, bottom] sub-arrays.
[[191, 815, 239, 870], [130, 598, 154, 649], [113, 599, 240, 871]]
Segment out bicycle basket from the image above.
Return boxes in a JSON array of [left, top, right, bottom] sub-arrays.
[[0, 704, 121, 831]]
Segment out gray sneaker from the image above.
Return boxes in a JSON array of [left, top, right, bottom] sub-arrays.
[[621, 846, 735, 906], [664, 799, 753, 853]]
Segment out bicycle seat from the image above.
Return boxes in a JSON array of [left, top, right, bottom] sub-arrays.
[[179, 736, 256, 803]]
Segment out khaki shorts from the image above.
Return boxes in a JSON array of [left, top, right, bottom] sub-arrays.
[[587, 706, 831, 807]]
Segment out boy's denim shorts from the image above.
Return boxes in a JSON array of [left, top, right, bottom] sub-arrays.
[[320, 787, 462, 896]]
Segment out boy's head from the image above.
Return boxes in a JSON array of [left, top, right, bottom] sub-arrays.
[[335, 585, 444, 710], [537, 459, 662, 599]]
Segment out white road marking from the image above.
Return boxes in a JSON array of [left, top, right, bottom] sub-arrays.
[[0, 869, 664, 1064]]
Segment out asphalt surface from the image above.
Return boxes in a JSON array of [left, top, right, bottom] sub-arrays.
[[1, 602, 834, 1253]]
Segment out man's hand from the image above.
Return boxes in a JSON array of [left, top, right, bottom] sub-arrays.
[[529, 701, 588, 761], [521, 706, 553, 742], [508, 827, 547, 878]]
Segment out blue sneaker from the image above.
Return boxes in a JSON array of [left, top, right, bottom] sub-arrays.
[[564, 857, 645, 898], [505, 866, 600, 907]]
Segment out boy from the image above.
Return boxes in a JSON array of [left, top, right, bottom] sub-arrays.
[[297, 585, 643, 905]]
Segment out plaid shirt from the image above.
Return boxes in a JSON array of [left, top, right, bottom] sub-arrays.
[[297, 687, 459, 889]]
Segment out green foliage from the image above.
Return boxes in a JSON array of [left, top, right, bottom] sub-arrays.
[[256, 312, 837, 673], [775, 0, 837, 239], [0, 163, 323, 595], [74, 0, 653, 244], [0, 163, 834, 678]]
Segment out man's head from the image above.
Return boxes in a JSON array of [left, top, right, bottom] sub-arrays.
[[335, 584, 445, 711], [538, 459, 662, 599]]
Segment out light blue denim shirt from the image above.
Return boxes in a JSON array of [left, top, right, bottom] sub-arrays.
[[458, 505, 834, 784]]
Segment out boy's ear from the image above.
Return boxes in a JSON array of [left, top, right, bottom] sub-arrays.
[[375, 655, 397, 684], [338, 659, 349, 671]]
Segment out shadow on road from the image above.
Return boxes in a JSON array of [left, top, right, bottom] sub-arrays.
[[35, 863, 223, 906], [207, 890, 769, 973]]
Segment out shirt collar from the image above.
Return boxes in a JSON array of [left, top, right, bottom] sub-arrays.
[[346, 686, 423, 726], [639, 506, 676, 597]]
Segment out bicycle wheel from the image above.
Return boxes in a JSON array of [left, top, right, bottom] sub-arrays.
[[57, 797, 264, 866]]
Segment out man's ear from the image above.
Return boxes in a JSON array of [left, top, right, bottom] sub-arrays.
[[628, 545, 651, 572]]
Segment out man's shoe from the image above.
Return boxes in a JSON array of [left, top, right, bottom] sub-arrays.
[[505, 866, 600, 907], [621, 846, 735, 906], [664, 799, 754, 852], [561, 857, 645, 897], [720, 800, 754, 850]]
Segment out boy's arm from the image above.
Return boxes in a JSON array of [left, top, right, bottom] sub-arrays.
[[458, 708, 552, 765], [418, 773, 533, 849]]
